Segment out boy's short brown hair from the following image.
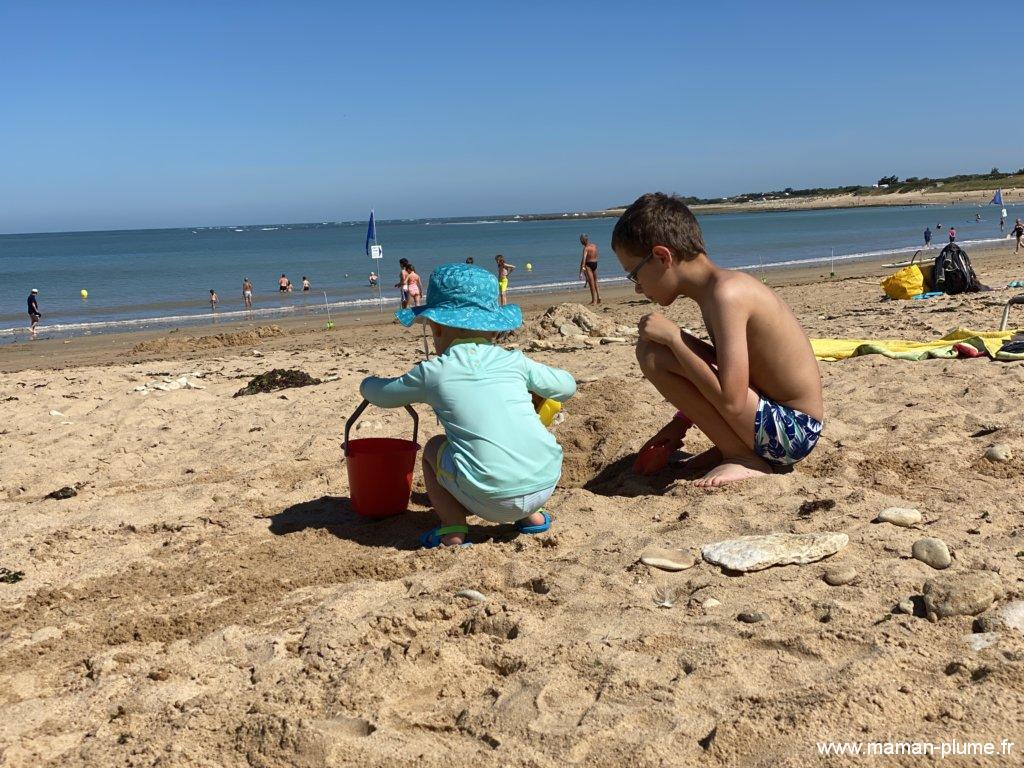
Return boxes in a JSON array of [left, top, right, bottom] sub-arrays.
[[612, 192, 707, 261]]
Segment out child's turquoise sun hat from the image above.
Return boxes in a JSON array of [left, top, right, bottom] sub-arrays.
[[395, 263, 522, 331]]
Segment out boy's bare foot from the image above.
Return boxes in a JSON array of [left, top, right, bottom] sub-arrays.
[[693, 456, 772, 487], [675, 447, 722, 477]]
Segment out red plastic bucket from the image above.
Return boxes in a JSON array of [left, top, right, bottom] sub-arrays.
[[344, 400, 420, 519]]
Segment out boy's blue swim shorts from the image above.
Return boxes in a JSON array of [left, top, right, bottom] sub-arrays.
[[753, 397, 822, 466]]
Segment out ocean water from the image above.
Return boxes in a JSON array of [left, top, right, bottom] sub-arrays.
[[0, 203, 1016, 341]]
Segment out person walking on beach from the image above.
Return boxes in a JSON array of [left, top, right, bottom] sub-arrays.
[[495, 254, 515, 306], [27, 289, 41, 336], [923, 227, 932, 247], [242, 277, 254, 309], [209, 289, 218, 312], [948, 226, 957, 243], [396, 258, 411, 308], [578, 234, 601, 305], [1013, 218, 1024, 254], [405, 263, 424, 307]]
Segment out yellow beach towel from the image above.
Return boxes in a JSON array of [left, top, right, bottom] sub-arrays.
[[811, 329, 1024, 362]]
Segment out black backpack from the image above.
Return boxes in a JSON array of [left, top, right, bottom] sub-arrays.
[[932, 243, 981, 295]]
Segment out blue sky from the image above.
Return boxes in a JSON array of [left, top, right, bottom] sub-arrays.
[[2, 1, 1019, 233]]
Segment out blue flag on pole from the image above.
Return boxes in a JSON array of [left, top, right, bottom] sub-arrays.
[[365, 210, 376, 256], [991, 189, 1003, 206]]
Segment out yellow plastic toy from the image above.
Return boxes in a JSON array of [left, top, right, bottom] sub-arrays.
[[80, 289, 88, 299], [536, 398, 562, 426]]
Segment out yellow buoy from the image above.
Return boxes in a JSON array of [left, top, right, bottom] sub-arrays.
[[525, 262, 533, 271], [80, 289, 88, 299]]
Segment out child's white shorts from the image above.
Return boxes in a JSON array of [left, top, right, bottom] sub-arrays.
[[437, 441, 554, 524]]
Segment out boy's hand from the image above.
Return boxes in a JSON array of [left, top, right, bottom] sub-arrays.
[[638, 312, 680, 347]]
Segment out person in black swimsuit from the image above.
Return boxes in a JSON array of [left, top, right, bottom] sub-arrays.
[[578, 234, 601, 305]]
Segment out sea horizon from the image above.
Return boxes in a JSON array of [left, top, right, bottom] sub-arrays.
[[2, 202, 1018, 342]]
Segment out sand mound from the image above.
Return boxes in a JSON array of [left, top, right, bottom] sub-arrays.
[[131, 325, 284, 355], [525, 303, 625, 340]]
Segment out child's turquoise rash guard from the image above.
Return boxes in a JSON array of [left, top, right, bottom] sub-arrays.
[[360, 340, 576, 499]]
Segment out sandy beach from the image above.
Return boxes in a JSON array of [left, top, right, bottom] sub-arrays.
[[2, 243, 1024, 766]]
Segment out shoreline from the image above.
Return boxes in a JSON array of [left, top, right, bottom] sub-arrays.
[[3, 232, 1015, 345], [2, 239, 1018, 373]]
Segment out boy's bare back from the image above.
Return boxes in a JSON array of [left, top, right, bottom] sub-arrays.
[[699, 268, 822, 421]]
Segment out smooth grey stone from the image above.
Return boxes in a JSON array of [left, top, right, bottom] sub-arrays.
[[823, 565, 858, 586], [984, 444, 1012, 462], [640, 547, 696, 572], [912, 538, 952, 570], [922, 574, 1003, 622], [876, 507, 922, 527], [737, 611, 765, 624]]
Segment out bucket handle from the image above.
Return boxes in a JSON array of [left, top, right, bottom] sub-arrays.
[[343, 399, 419, 454]]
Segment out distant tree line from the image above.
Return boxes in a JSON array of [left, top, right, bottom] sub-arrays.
[[622, 166, 1024, 208]]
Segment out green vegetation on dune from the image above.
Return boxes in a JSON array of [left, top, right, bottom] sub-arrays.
[[629, 168, 1024, 208]]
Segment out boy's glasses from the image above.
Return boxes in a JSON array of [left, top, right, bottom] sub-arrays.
[[625, 252, 655, 285]]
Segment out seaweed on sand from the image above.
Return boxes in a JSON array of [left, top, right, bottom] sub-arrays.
[[234, 369, 323, 397]]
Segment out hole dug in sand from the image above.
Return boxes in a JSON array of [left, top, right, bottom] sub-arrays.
[[557, 377, 708, 496]]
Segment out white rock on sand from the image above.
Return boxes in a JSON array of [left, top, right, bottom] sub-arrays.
[[912, 538, 952, 570], [1000, 601, 1024, 633], [875, 507, 922, 527], [984, 444, 1012, 462], [701, 532, 849, 572], [639, 547, 696, 572]]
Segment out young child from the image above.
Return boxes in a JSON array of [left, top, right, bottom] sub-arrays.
[[360, 263, 576, 547], [209, 289, 218, 311], [495, 254, 515, 306], [613, 193, 824, 487]]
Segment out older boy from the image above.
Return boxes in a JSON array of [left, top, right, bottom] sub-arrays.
[[613, 193, 823, 486]]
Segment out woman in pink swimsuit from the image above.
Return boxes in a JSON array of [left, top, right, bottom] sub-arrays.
[[405, 264, 423, 307]]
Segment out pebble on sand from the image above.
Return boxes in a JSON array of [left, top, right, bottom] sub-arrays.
[[875, 507, 922, 528], [1000, 601, 1024, 634], [702, 532, 849, 572], [639, 547, 696, 572], [702, 598, 722, 610], [922, 573, 1003, 622], [963, 633, 999, 651], [455, 589, 486, 603], [737, 611, 765, 624], [823, 565, 858, 586], [984, 444, 1012, 462], [912, 538, 952, 570]]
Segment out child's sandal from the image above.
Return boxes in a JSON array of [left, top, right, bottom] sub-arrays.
[[420, 524, 470, 549], [515, 510, 552, 535]]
